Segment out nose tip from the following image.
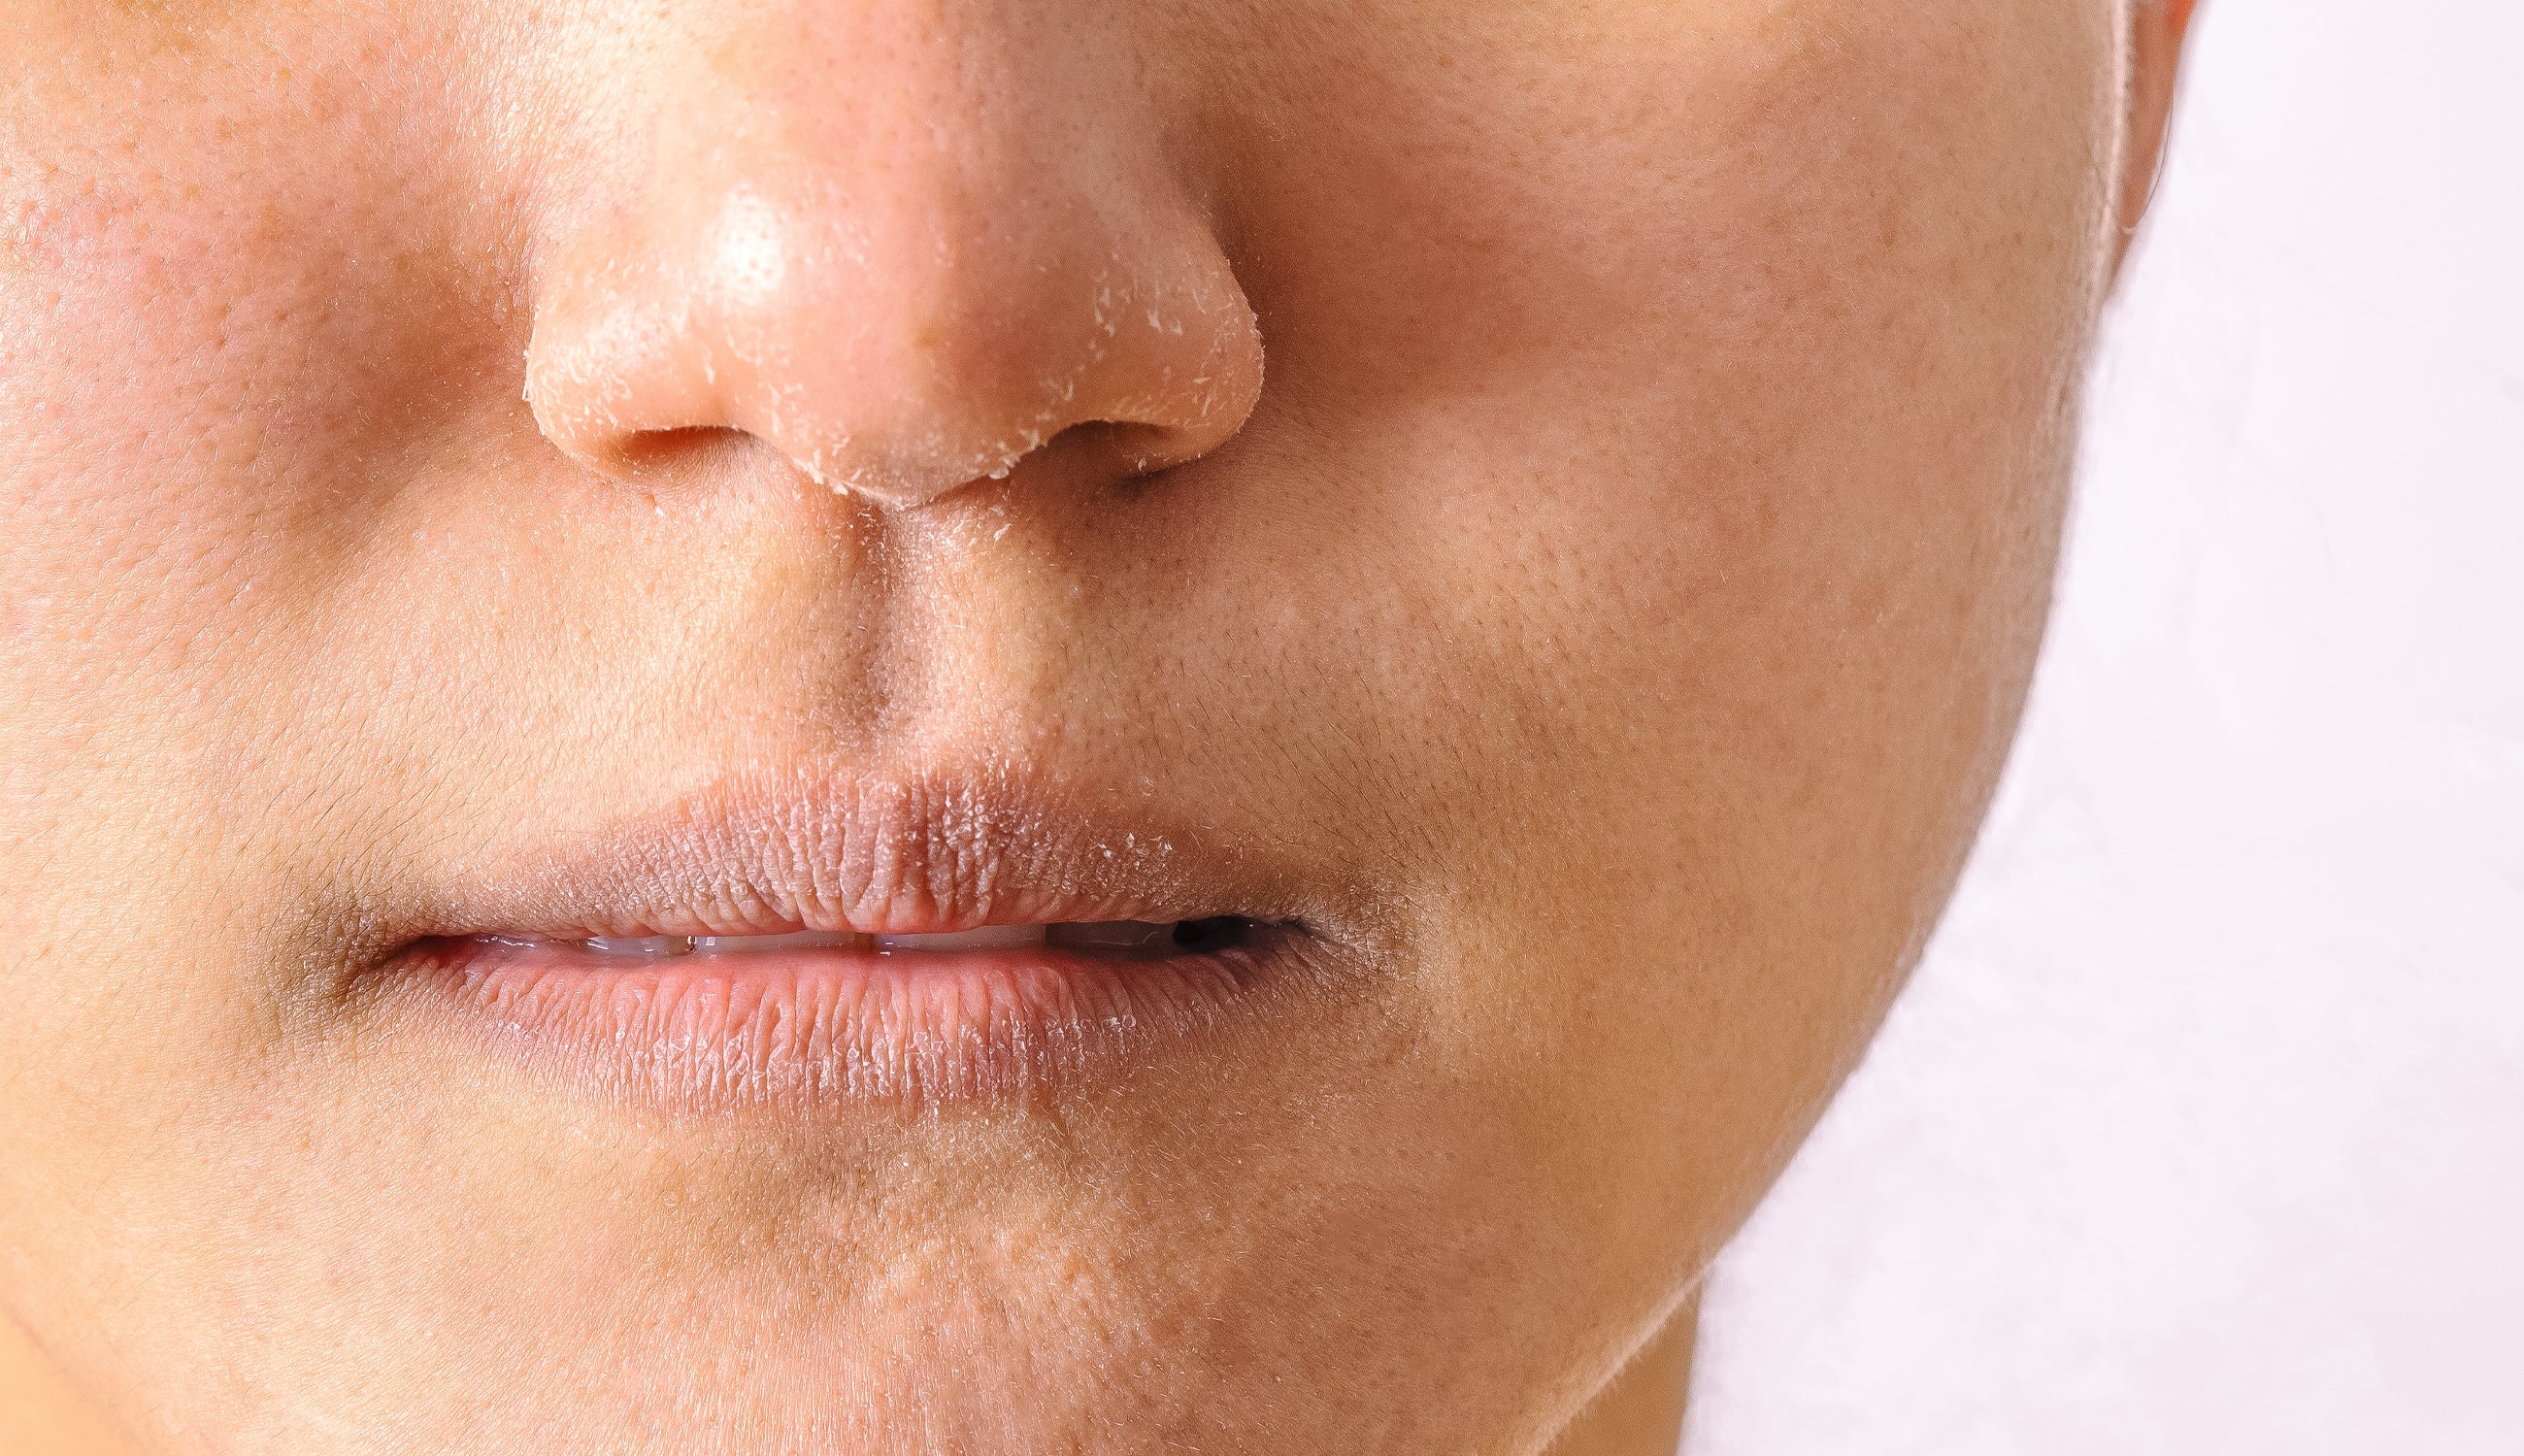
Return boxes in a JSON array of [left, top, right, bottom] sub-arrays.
[[521, 30, 1262, 509]]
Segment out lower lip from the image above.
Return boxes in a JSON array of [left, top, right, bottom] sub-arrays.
[[385, 930, 1316, 1109]]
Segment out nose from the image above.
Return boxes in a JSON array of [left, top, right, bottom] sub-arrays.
[[522, 6, 1262, 509]]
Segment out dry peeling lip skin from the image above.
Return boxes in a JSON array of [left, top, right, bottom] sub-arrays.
[[371, 778, 1365, 1109]]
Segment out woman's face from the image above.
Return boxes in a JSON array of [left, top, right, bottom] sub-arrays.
[[2, 2, 2146, 1450]]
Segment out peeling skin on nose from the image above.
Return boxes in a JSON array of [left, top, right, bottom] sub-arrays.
[[506, 6, 1265, 515], [782, 262, 1261, 511]]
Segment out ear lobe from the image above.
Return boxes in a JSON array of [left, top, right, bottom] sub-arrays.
[[2111, 0, 2203, 284]]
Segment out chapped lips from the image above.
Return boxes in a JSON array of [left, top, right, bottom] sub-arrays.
[[370, 772, 1375, 1110]]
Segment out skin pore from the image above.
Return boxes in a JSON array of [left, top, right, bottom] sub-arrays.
[[0, 2, 2192, 1453]]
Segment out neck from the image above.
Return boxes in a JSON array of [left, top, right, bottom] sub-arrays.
[[2, 1310, 137, 1456], [1547, 1294, 1699, 1456]]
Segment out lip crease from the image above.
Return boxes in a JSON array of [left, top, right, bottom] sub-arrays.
[[361, 770, 1380, 1110]]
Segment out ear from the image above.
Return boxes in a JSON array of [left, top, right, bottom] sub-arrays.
[[2110, 0, 2203, 283]]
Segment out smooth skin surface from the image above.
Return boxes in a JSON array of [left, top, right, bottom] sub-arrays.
[[0, 2, 2193, 1452]]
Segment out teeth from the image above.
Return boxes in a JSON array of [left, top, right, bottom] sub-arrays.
[[690, 930, 872, 953], [581, 936, 695, 957], [1045, 920, 1176, 951], [873, 925, 1049, 951], [566, 922, 1201, 957]]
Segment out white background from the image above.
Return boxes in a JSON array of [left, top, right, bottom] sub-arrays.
[[1685, 2, 2524, 1451]]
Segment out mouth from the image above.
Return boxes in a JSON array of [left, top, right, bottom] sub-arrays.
[[364, 772, 1380, 1111], [539, 916, 1259, 958]]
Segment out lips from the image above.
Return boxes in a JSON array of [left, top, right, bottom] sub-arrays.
[[552, 917, 1241, 958], [363, 770, 1381, 1111]]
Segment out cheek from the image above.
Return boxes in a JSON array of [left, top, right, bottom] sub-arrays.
[[0, 48, 519, 691], [0, 32, 530, 1224], [1233, 2, 2112, 802], [0, 50, 555, 981], [1181, 0, 2116, 1254]]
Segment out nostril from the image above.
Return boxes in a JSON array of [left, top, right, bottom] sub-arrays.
[[1049, 419, 1234, 492], [1096, 419, 1202, 476], [609, 425, 755, 480]]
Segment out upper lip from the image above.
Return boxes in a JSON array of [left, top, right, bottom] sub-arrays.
[[382, 765, 1361, 947]]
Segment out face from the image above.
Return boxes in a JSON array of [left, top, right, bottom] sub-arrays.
[[1, 2, 2153, 1451]]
